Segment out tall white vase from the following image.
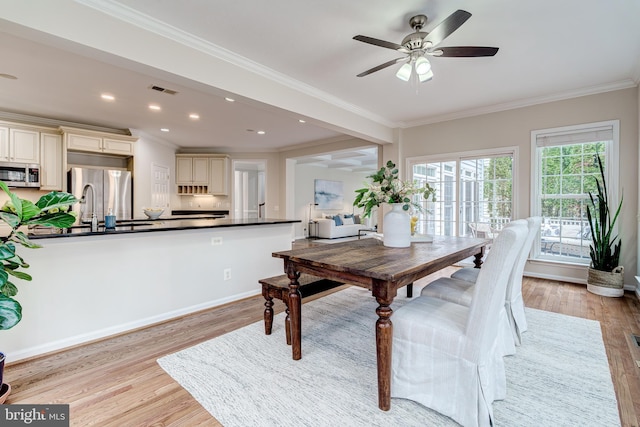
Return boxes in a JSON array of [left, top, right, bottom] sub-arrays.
[[383, 203, 411, 248]]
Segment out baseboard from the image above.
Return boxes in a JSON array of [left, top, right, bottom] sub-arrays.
[[7, 289, 261, 363], [526, 271, 636, 292]]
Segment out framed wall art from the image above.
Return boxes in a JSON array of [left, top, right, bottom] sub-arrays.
[[314, 179, 343, 210]]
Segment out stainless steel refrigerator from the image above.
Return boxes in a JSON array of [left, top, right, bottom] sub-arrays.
[[68, 167, 132, 223]]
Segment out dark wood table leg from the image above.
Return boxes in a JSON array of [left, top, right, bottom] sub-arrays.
[[375, 296, 394, 411], [286, 265, 302, 360], [406, 283, 413, 298], [473, 246, 486, 268], [263, 297, 274, 335]]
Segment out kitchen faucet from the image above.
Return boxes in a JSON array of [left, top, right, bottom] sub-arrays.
[[80, 183, 98, 232]]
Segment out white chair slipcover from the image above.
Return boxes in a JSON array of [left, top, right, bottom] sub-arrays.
[[391, 223, 528, 427], [445, 217, 542, 344], [420, 219, 529, 356]]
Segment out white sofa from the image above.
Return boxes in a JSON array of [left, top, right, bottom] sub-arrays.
[[315, 217, 369, 239]]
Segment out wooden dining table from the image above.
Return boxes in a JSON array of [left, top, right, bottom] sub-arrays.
[[272, 235, 488, 411]]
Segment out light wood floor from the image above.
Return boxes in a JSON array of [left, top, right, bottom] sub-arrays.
[[4, 267, 640, 426]]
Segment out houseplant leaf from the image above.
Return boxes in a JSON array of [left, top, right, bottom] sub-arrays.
[[35, 191, 78, 212], [0, 295, 22, 330]]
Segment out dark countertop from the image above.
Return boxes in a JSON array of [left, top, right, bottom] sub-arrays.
[[28, 217, 300, 240], [171, 210, 230, 216]]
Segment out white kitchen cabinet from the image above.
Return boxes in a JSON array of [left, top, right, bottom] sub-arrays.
[[176, 155, 211, 194], [62, 127, 136, 156], [176, 157, 194, 184], [0, 127, 8, 162], [0, 128, 40, 163], [193, 158, 209, 184], [209, 156, 229, 195], [102, 138, 134, 156], [40, 133, 63, 191]]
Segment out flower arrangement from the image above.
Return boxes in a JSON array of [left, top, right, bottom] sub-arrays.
[[354, 160, 436, 218]]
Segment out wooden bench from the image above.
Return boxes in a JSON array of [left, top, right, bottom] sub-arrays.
[[260, 273, 344, 345]]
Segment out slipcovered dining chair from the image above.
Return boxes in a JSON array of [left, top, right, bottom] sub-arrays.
[[419, 219, 528, 356], [438, 216, 542, 345], [391, 222, 527, 427]]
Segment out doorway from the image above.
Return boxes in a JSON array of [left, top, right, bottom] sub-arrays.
[[233, 160, 266, 219]]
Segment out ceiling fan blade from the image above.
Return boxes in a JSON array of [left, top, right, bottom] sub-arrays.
[[353, 35, 405, 51], [434, 46, 499, 57], [423, 9, 472, 47], [356, 57, 405, 77]]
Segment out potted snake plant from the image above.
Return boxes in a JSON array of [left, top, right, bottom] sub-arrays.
[[0, 181, 78, 401], [585, 155, 624, 297]]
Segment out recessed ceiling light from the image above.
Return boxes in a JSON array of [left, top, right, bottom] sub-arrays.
[[101, 94, 115, 101], [0, 73, 17, 80], [257, 130, 266, 135], [225, 97, 235, 102], [160, 128, 170, 132], [298, 119, 306, 124], [189, 113, 200, 120], [149, 104, 161, 111]]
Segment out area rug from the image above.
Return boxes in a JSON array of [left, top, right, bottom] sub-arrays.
[[157, 287, 620, 427]]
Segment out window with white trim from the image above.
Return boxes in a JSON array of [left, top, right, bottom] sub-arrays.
[[408, 148, 516, 239], [531, 120, 619, 264]]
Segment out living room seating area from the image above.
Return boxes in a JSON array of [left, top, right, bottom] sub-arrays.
[[315, 214, 370, 239]]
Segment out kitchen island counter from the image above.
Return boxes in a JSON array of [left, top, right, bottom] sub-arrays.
[[8, 219, 297, 361], [28, 217, 299, 239]]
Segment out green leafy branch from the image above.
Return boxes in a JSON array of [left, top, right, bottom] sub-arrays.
[[353, 160, 436, 218]]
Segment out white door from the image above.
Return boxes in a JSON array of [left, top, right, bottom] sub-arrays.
[[151, 163, 170, 209]]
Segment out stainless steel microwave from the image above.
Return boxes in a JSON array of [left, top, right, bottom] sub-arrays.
[[0, 162, 40, 188]]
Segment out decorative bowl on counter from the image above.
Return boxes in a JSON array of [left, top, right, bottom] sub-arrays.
[[143, 208, 165, 220]]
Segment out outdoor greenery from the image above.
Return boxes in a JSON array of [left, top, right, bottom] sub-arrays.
[[483, 156, 513, 219], [539, 143, 604, 219], [586, 154, 622, 272], [354, 160, 436, 218], [0, 182, 78, 330]]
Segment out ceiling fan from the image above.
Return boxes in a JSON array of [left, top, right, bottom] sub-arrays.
[[353, 9, 499, 83]]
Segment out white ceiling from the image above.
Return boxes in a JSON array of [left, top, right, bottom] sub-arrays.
[[0, 0, 639, 170]]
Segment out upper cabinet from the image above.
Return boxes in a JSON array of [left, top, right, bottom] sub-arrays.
[[209, 156, 229, 196], [40, 132, 63, 191], [61, 127, 136, 156], [176, 154, 229, 195], [0, 126, 40, 164]]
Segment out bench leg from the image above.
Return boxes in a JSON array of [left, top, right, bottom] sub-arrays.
[[264, 297, 274, 335], [406, 283, 413, 298], [285, 303, 292, 346]]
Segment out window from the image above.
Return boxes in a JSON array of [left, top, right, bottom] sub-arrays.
[[408, 148, 516, 238], [531, 120, 619, 264]]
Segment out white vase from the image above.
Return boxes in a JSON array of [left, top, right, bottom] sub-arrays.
[[383, 203, 411, 248]]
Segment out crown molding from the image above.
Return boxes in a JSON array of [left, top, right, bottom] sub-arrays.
[[0, 110, 130, 135], [76, 0, 397, 130], [400, 79, 638, 128]]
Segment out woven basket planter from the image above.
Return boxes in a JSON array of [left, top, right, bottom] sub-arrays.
[[587, 266, 624, 297]]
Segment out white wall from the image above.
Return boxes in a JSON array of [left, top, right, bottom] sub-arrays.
[[400, 88, 639, 287]]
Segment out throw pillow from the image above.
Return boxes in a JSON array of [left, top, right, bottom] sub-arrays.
[[332, 215, 343, 226], [354, 214, 361, 224], [343, 216, 354, 225]]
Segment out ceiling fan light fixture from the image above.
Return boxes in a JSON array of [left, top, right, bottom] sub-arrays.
[[418, 69, 434, 83], [395, 63, 412, 81], [415, 55, 431, 75]]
